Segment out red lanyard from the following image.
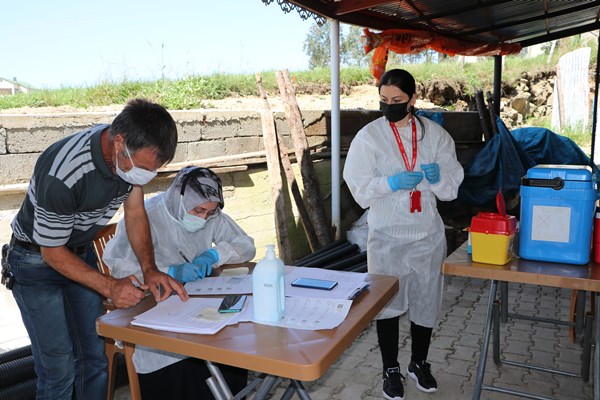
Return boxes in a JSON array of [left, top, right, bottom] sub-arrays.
[[389, 119, 417, 171]]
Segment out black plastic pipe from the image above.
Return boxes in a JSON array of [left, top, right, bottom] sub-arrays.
[[0, 377, 36, 400], [0, 355, 36, 388], [0, 346, 32, 365], [347, 262, 368, 273], [300, 243, 360, 268], [294, 238, 349, 265], [323, 252, 367, 271]]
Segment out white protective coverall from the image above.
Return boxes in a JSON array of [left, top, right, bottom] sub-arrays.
[[103, 170, 256, 373], [343, 115, 463, 327]]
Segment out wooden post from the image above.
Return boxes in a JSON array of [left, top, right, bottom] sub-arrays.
[[486, 91, 499, 135], [475, 90, 491, 141], [274, 122, 320, 252], [255, 73, 292, 263], [276, 70, 333, 248]]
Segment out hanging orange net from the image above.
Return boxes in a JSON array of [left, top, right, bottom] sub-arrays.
[[361, 28, 522, 82]]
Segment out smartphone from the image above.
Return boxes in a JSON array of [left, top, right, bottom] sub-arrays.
[[291, 277, 338, 291], [218, 294, 247, 313]]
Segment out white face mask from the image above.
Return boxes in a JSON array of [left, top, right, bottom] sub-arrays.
[[180, 213, 207, 232], [115, 145, 157, 185], [178, 196, 208, 232]]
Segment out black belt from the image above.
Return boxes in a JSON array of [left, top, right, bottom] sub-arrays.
[[10, 236, 90, 256]]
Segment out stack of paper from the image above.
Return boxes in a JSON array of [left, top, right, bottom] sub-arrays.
[[131, 297, 247, 334], [185, 274, 253, 295]]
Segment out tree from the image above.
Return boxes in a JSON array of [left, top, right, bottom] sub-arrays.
[[303, 22, 371, 69], [342, 26, 370, 68], [303, 21, 331, 69]]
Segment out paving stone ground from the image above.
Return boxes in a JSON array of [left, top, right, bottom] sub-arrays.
[[1, 273, 594, 400]]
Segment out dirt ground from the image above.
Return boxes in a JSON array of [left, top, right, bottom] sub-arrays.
[[0, 85, 438, 114]]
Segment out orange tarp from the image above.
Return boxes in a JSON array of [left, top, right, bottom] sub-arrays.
[[362, 28, 522, 82]]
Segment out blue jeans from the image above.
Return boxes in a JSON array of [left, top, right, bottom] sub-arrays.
[[9, 243, 108, 400]]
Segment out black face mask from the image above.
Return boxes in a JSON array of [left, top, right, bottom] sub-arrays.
[[380, 101, 410, 123]]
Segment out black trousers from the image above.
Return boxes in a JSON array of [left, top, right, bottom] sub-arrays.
[[376, 317, 433, 370], [138, 358, 248, 400]]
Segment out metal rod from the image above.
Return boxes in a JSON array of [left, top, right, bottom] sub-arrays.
[[329, 18, 341, 239], [472, 279, 498, 400]]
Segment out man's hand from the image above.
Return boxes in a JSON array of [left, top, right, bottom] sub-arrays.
[[143, 268, 189, 302], [108, 276, 148, 309]]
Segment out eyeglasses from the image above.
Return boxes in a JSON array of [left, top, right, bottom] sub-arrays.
[[190, 207, 220, 220]]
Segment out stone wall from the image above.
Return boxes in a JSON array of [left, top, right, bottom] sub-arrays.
[[0, 109, 482, 261]]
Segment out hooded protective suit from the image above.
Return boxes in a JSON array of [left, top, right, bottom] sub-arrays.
[[103, 166, 255, 373], [343, 116, 463, 327]]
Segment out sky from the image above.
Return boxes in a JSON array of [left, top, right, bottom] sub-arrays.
[[1, 0, 315, 89]]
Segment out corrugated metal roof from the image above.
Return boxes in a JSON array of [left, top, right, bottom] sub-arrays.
[[275, 0, 600, 48]]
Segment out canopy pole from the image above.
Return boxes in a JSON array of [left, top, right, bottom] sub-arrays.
[[330, 19, 341, 239], [493, 55, 502, 115], [590, 33, 600, 166]]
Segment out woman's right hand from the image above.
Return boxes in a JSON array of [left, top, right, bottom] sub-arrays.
[[167, 262, 202, 283], [387, 171, 423, 192]]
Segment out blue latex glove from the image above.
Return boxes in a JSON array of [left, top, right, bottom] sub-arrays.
[[192, 249, 219, 278], [421, 163, 441, 184], [167, 262, 203, 283], [387, 171, 424, 192]]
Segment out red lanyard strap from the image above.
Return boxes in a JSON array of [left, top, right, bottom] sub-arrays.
[[389, 119, 417, 171]]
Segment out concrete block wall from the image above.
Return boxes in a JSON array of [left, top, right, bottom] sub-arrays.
[[0, 109, 482, 261], [0, 109, 375, 261]]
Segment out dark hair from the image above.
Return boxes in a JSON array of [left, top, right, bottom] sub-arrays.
[[110, 98, 178, 164], [378, 69, 416, 98], [378, 69, 425, 140]]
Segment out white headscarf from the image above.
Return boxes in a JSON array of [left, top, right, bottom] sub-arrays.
[[164, 166, 224, 220]]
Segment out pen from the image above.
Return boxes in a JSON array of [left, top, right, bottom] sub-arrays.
[[131, 280, 145, 292], [178, 250, 191, 263], [348, 284, 370, 300]]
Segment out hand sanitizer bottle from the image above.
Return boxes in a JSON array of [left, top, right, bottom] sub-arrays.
[[252, 244, 285, 322]]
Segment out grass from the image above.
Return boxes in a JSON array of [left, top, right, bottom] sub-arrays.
[[1, 36, 597, 149]]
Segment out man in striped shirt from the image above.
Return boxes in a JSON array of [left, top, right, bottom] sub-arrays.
[[7, 98, 188, 400]]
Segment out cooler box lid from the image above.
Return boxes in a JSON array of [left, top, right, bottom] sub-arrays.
[[470, 212, 517, 236], [525, 164, 592, 182]]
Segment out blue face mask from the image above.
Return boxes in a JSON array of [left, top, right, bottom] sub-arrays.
[[180, 213, 207, 232]]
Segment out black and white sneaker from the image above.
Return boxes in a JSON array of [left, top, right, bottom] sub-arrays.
[[407, 360, 438, 393], [383, 367, 405, 400]]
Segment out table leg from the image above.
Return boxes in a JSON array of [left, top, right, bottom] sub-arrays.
[[582, 312, 593, 382], [500, 281, 508, 323], [473, 279, 498, 400], [253, 374, 279, 400], [575, 290, 586, 336], [492, 300, 501, 365], [205, 360, 233, 400], [595, 292, 599, 400]]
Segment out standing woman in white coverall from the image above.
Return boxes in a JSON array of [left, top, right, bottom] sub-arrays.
[[103, 166, 256, 400], [343, 69, 463, 400]]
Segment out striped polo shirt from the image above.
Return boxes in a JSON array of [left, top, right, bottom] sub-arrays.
[[11, 124, 132, 248]]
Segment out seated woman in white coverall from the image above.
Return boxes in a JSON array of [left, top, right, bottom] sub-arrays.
[[103, 166, 256, 400]]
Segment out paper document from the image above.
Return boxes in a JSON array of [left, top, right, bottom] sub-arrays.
[[131, 297, 247, 334], [252, 296, 352, 330], [185, 274, 253, 295], [285, 266, 368, 300]]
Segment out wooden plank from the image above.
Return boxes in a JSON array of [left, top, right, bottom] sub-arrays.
[[256, 73, 293, 263], [278, 70, 333, 247]]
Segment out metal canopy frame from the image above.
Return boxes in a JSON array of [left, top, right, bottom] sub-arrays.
[[264, 0, 600, 238], [279, 0, 600, 48]]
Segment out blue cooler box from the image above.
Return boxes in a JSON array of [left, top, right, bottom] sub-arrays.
[[519, 165, 596, 265]]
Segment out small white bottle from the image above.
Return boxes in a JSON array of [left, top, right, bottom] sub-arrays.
[[252, 244, 285, 322]]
